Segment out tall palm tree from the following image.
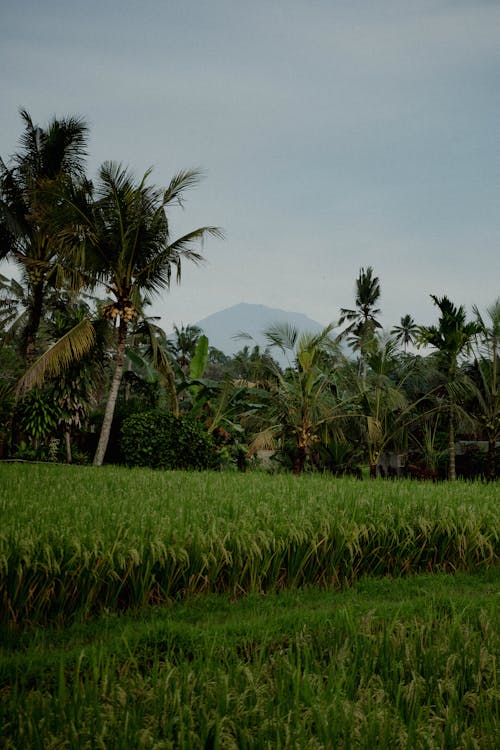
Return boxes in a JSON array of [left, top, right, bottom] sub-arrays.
[[418, 295, 480, 480], [0, 109, 89, 364], [391, 314, 418, 353], [54, 161, 222, 465], [339, 266, 382, 376], [357, 337, 408, 478]]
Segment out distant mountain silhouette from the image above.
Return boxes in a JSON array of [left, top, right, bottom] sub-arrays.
[[194, 303, 331, 361]]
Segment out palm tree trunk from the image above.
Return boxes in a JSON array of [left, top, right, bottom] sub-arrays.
[[293, 446, 306, 476], [368, 444, 380, 478], [64, 426, 72, 464], [24, 280, 45, 366], [358, 354, 366, 380], [163, 360, 179, 418], [448, 409, 456, 481], [93, 319, 128, 466]]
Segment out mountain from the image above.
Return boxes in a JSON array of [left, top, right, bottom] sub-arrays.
[[194, 303, 329, 361]]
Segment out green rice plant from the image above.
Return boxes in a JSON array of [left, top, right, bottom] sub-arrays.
[[0, 465, 498, 627], [0, 573, 498, 749]]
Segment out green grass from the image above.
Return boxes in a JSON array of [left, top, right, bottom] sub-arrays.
[[1, 571, 498, 748], [0, 465, 498, 747]]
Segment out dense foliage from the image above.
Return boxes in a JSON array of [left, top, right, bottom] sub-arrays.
[[1, 110, 498, 750], [120, 410, 217, 470]]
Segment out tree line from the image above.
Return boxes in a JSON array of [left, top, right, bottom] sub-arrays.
[[1, 110, 498, 479]]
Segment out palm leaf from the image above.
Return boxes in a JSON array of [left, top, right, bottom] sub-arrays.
[[140, 319, 179, 416], [189, 335, 209, 381], [162, 168, 205, 207], [263, 322, 299, 353], [250, 426, 279, 453], [17, 317, 96, 393]]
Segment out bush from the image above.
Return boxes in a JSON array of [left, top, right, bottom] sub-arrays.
[[120, 410, 218, 470]]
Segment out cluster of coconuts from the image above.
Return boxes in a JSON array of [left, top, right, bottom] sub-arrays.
[[103, 303, 137, 322], [29, 268, 44, 286], [119, 305, 137, 322]]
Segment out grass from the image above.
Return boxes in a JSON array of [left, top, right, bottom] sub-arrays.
[[0, 464, 498, 747], [1, 571, 498, 748]]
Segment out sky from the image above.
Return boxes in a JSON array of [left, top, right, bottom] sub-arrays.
[[1, 0, 499, 336]]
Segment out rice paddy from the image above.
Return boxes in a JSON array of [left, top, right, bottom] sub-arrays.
[[0, 464, 498, 748]]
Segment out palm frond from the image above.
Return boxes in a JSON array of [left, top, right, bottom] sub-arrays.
[[250, 427, 279, 453], [162, 168, 205, 207], [140, 319, 179, 415], [263, 322, 299, 353], [125, 347, 159, 383], [16, 317, 96, 393]]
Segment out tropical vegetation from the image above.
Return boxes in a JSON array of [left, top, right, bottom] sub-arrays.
[[1, 109, 499, 480], [1, 108, 499, 750]]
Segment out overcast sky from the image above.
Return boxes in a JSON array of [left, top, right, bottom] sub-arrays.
[[1, 0, 499, 335]]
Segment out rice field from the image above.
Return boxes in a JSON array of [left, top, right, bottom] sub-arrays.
[[1, 572, 498, 748], [0, 464, 498, 748], [0, 464, 498, 627]]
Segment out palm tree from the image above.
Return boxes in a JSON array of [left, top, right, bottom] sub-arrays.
[[0, 109, 89, 364], [391, 314, 418, 353], [251, 323, 353, 475], [54, 161, 222, 465], [471, 298, 500, 479], [339, 266, 382, 376], [168, 323, 203, 373], [357, 335, 441, 478], [418, 295, 480, 480], [357, 337, 408, 478]]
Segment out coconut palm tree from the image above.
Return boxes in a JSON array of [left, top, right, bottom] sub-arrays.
[[339, 266, 382, 376], [168, 323, 203, 373], [356, 336, 408, 477], [0, 109, 89, 364], [418, 295, 480, 480], [391, 314, 418, 353], [53, 161, 222, 465], [250, 322, 354, 474], [357, 335, 441, 478]]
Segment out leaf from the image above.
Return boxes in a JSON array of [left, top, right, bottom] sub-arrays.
[[189, 335, 209, 381], [17, 318, 96, 393]]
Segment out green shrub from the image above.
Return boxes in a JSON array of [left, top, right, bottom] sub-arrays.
[[120, 410, 218, 470], [17, 389, 62, 444]]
